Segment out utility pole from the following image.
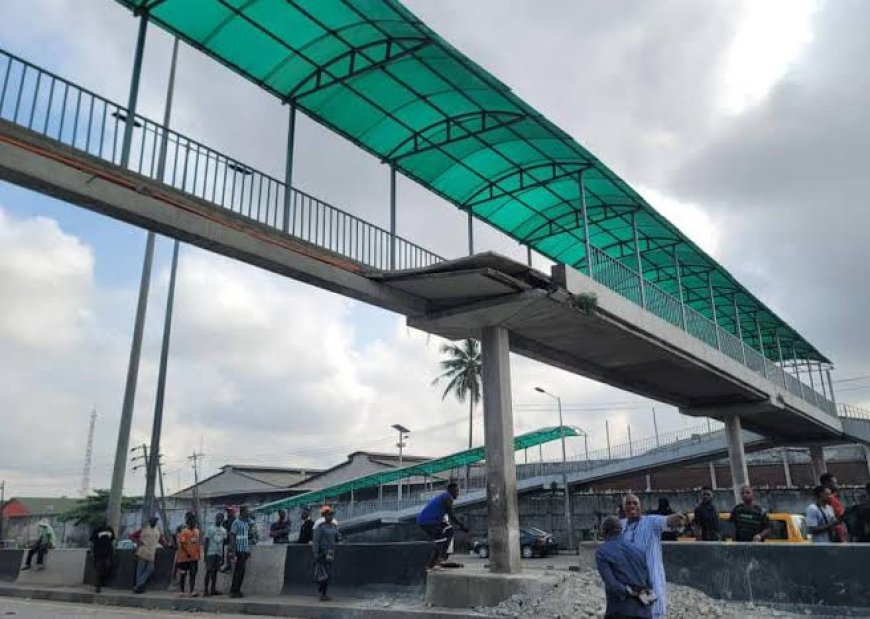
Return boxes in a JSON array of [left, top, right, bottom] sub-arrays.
[[392, 425, 410, 504], [0, 480, 6, 543], [81, 409, 97, 497], [108, 12, 152, 535], [144, 35, 181, 527], [652, 406, 660, 447], [188, 452, 204, 520]]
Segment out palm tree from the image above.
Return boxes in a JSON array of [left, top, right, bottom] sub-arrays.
[[432, 339, 482, 486]]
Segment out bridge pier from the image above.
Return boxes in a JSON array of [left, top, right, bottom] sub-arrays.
[[809, 446, 827, 480], [480, 325, 522, 574], [724, 415, 749, 502]]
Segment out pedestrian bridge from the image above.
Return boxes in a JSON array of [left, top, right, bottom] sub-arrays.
[[0, 47, 847, 443], [0, 1, 862, 572]]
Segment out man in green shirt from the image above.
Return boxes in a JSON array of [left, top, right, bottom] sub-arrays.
[[729, 485, 770, 542], [22, 519, 55, 570]]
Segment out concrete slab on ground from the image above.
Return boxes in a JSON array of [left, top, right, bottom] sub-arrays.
[[425, 569, 559, 609]]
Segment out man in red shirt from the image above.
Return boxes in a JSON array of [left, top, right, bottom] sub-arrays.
[[820, 473, 847, 542]]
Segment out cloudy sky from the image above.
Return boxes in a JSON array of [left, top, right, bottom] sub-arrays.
[[1, 0, 867, 498]]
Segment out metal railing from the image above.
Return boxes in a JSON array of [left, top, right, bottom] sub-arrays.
[[585, 246, 835, 416], [838, 403, 870, 421], [0, 48, 442, 272], [330, 420, 728, 519]]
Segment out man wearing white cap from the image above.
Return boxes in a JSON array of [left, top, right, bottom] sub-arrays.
[[22, 519, 55, 571]]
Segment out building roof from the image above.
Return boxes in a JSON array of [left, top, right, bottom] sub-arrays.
[[112, 0, 827, 364], [173, 464, 320, 500], [2, 497, 81, 517]]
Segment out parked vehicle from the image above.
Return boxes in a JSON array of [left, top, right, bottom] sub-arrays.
[[678, 512, 808, 543], [471, 527, 558, 559]]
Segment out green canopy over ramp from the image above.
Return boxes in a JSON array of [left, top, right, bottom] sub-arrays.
[[255, 425, 579, 513]]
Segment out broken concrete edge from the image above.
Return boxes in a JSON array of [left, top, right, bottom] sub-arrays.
[[425, 569, 560, 609], [0, 584, 483, 619]]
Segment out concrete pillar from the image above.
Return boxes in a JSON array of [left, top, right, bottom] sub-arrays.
[[724, 416, 749, 503], [809, 446, 826, 481], [780, 448, 793, 487], [645, 474, 652, 492], [865, 446, 870, 477], [708, 461, 718, 489], [480, 325, 522, 574]]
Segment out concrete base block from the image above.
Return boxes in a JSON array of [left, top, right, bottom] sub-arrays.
[[213, 545, 286, 595], [15, 549, 87, 587], [425, 569, 554, 609]]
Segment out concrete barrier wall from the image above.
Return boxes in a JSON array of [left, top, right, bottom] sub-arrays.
[[83, 548, 175, 591], [283, 542, 431, 595], [212, 545, 285, 595], [0, 550, 23, 582], [15, 549, 88, 587], [578, 542, 870, 608], [663, 543, 870, 608]]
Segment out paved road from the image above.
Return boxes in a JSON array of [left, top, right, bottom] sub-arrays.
[[0, 597, 296, 618]]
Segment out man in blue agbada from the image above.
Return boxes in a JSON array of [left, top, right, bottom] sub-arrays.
[[619, 494, 684, 619], [417, 482, 468, 570], [596, 516, 653, 619]]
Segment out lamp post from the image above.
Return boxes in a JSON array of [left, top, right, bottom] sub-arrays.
[[392, 424, 410, 505], [534, 387, 575, 553]]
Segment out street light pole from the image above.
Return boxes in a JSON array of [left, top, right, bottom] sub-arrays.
[[392, 424, 410, 505], [535, 387, 575, 553]]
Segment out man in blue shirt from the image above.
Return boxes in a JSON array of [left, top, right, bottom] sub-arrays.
[[229, 505, 251, 598], [417, 482, 468, 570], [595, 516, 653, 619]]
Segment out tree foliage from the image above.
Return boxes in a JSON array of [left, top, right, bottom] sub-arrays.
[[432, 339, 482, 407], [60, 490, 140, 527]]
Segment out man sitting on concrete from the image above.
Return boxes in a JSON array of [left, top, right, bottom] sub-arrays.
[[729, 485, 769, 542], [22, 518, 55, 571], [417, 482, 468, 571], [595, 516, 653, 619], [806, 485, 840, 544], [620, 494, 684, 619]]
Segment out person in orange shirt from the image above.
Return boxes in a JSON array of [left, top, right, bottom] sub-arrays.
[[176, 512, 202, 597]]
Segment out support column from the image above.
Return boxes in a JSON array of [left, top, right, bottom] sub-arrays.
[[809, 446, 826, 480], [825, 369, 836, 405], [780, 448, 793, 487], [708, 275, 721, 350], [864, 446, 870, 477], [467, 209, 474, 255], [526, 246, 532, 267], [674, 251, 687, 330], [480, 325, 521, 574], [107, 14, 150, 535], [733, 295, 747, 365], [282, 103, 296, 233], [645, 474, 652, 492], [389, 166, 397, 269], [724, 416, 749, 503], [579, 171, 593, 279], [708, 461, 718, 489], [631, 212, 646, 309]]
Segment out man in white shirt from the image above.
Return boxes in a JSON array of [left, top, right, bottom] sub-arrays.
[[806, 485, 839, 544]]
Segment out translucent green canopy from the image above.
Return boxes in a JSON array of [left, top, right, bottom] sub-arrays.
[[255, 426, 578, 513], [113, 0, 828, 363]]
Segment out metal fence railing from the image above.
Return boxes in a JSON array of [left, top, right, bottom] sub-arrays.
[[0, 48, 443, 272], [839, 403, 870, 421], [585, 247, 835, 416]]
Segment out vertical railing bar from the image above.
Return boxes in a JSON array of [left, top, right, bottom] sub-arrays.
[[109, 99, 119, 163], [97, 99, 107, 159], [42, 76, 56, 135], [12, 64, 28, 123], [71, 88, 81, 148], [136, 118, 146, 174], [84, 94, 95, 154], [191, 143, 200, 196], [27, 71, 42, 129], [0, 56, 14, 113]]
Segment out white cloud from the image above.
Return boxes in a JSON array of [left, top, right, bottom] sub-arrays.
[[636, 186, 721, 258]]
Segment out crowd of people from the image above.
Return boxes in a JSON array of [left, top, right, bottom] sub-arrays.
[[595, 477, 870, 619], [65, 474, 869, 612]]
